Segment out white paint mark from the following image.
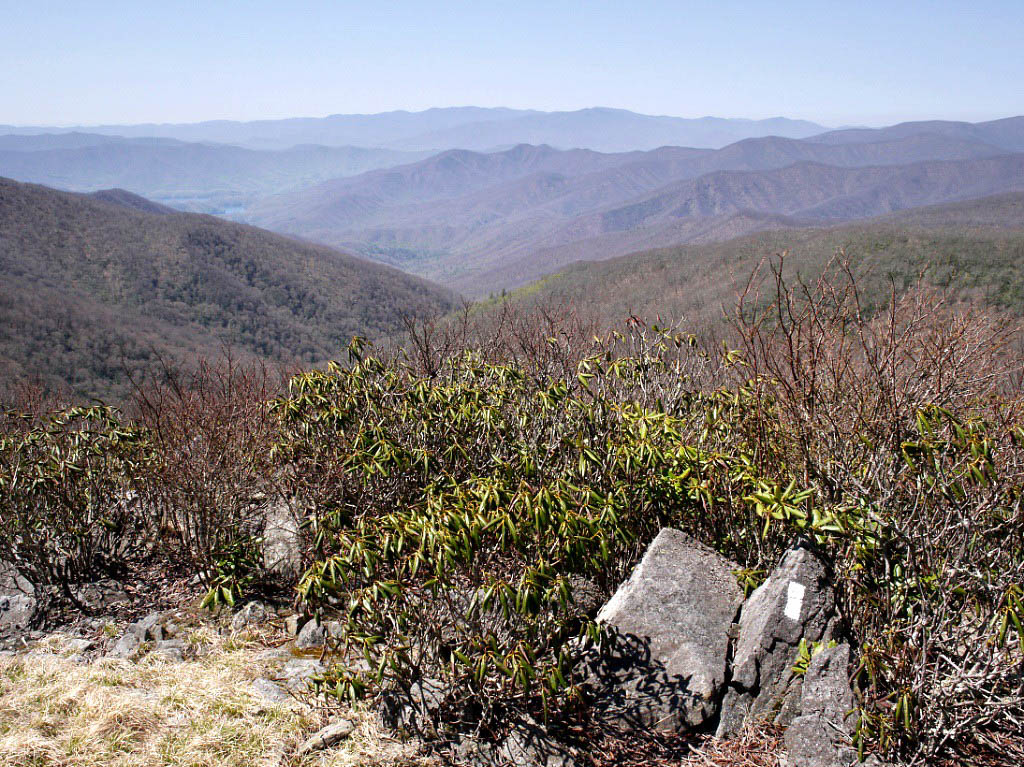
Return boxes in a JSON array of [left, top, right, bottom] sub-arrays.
[[784, 581, 805, 621]]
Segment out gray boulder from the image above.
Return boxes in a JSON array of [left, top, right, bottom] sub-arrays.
[[250, 677, 290, 703], [152, 639, 187, 662], [279, 658, 325, 691], [263, 499, 304, 578], [63, 637, 95, 654], [784, 643, 857, 766], [256, 646, 294, 663], [717, 544, 837, 738], [127, 613, 164, 641], [232, 601, 270, 631], [801, 643, 855, 723], [590, 528, 743, 733], [0, 561, 33, 594], [0, 593, 37, 636], [295, 618, 326, 649], [70, 580, 131, 612]]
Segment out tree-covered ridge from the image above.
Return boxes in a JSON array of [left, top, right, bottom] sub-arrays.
[[0, 177, 458, 401], [501, 193, 1024, 331]]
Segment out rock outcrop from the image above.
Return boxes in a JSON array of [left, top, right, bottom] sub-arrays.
[[583, 529, 856, 767], [784, 643, 857, 766], [717, 544, 837, 737], [590, 528, 744, 733], [232, 601, 271, 631]]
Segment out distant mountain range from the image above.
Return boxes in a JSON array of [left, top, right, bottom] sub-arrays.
[[0, 177, 456, 400], [245, 125, 1024, 294], [497, 193, 1024, 330], [808, 116, 1024, 152], [0, 133, 424, 214], [1, 107, 827, 152]]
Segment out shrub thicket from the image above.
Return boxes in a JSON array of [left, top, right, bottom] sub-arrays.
[[130, 357, 282, 603], [0, 405, 150, 613]]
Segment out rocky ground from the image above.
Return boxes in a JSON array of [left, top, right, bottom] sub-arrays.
[[0, 530, 877, 767], [0, 591, 435, 767]]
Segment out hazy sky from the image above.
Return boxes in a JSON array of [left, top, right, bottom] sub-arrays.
[[2, 0, 1022, 127]]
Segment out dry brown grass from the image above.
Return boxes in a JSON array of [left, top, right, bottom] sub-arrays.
[[0, 632, 434, 767]]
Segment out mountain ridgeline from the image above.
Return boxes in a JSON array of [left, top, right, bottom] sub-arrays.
[[0, 177, 458, 401], [1, 107, 828, 152], [247, 123, 1024, 294]]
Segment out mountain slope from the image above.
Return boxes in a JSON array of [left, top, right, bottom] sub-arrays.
[[248, 136, 1021, 294], [0, 177, 458, 400], [500, 193, 1024, 329], [248, 143, 635, 231], [87, 188, 177, 214], [0, 137, 424, 213], [477, 153, 1024, 291]]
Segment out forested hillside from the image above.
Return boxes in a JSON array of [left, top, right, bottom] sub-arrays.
[[497, 193, 1024, 329], [0, 177, 458, 401]]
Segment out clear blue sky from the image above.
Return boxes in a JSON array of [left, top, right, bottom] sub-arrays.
[[2, 0, 1021, 127]]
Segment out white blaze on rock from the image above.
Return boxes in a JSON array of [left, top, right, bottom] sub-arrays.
[[784, 581, 805, 621]]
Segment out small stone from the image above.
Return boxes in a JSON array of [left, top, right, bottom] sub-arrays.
[[108, 631, 143, 660], [152, 639, 186, 662], [232, 601, 270, 631], [295, 619, 326, 649], [251, 677, 290, 703], [285, 615, 301, 636], [256, 646, 294, 663], [64, 637, 94, 654], [296, 719, 356, 756], [279, 658, 325, 691], [128, 613, 163, 641]]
